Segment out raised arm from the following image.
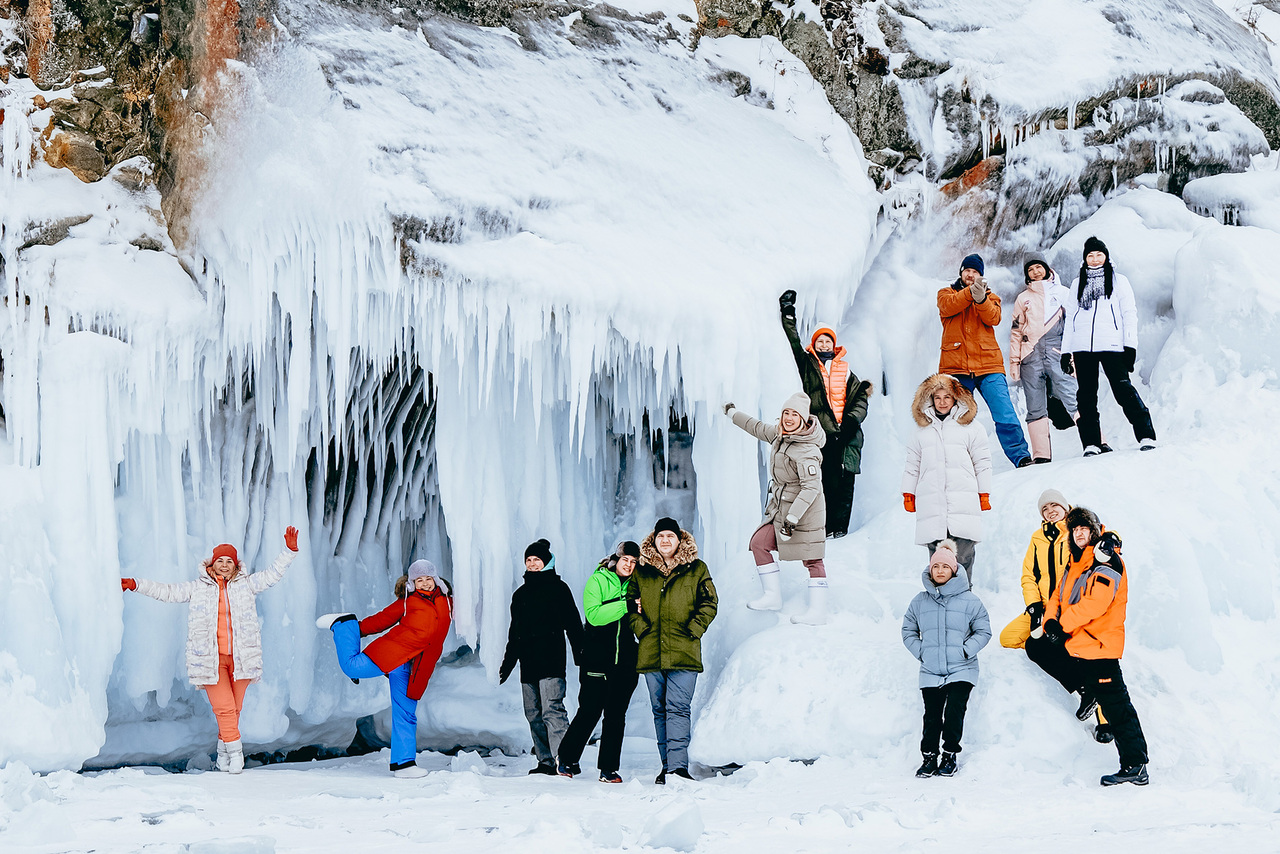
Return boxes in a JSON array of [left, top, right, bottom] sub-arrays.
[[132, 577, 201, 603], [937, 286, 973, 319], [246, 527, 301, 594], [730, 408, 779, 444]]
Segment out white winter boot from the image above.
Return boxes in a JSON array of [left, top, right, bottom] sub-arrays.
[[225, 740, 245, 774], [1027, 418, 1052, 463], [791, 579, 829, 625], [392, 764, 429, 779], [216, 740, 230, 772], [746, 565, 783, 611], [316, 613, 356, 630]]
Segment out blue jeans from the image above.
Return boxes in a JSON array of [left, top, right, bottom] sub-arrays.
[[956, 373, 1030, 465], [331, 618, 418, 768], [645, 670, 698, 772]]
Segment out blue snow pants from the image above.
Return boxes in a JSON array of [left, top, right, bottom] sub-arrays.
[[956, 372, 1030, 465], [331, 618, 418, 768]]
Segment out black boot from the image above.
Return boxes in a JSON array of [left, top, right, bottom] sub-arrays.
[[654, 770, 667, 785], [936, 752, 958, 777], [1100, 764, 1149, 786], [1093, 724, 1114, 744], [915, 753, 938, 778], [1075, 692, 1099, 721]]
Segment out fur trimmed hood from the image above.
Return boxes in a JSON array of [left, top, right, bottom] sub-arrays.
[[640, 529, 699, 571], [911, 374, 977, 427]]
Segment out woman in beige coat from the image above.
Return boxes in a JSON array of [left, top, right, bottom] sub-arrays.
[[723, 392, 829, 624]]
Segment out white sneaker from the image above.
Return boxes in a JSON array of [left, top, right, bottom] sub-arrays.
[[746, 567, 783, 611], [225, 740, 244, 774], [393, 764, 429, 779], [316, 613, 355, 630], [1083, 446, 1103, 457], [1139, 438, 1157, 451], [216, 740, 230, 772]]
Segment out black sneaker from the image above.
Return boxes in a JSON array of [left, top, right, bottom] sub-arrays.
[[915, 752, 938, 778], [1076, 693, 1099, 721], [557, 761, 580, 778], [1017, 457, 1034, 468], [936, 752, 958, 777], [1099, 444, 1114, 453], [670, 768, 694, 781], [599, 771, 623, 784], [654, 770, 667, 785], [528, 762, 557, 776], [1032, 457, 1052, 464], [1100, 764, 1149, 786], [1093, 724, 1114, 744]]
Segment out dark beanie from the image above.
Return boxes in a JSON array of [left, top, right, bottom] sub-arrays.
[[524, 538, 553, 564], [617, 540, 641, 559], [960, 254, 984, 276], [1083, 236, 1109, 260], [1023, 256, 1051, 284], [653, 517, 682, 538]]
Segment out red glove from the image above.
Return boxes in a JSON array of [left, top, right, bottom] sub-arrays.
[[903, 493, 916, 513], [979, 494, 991, 511], [121, 578, 137, 592], [284, 526, 299, 551]]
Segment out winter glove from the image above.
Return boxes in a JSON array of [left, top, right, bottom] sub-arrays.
[[722, 402, 735, 416], [969, 276, 989, 303], [979, 493, 991, 511], [120, 578, 137, 592], [498, 663, 513, 685], [903, 493, 916, 513], [1025, 600, 1045, 630], [779, 290, 797, 319], [1061, 353, 1074, 375], [1094, 530, 1123, 563], [1042, 618, 1068, 645], [779, 515, 798, 540], [284, 525, 299, 551], [1123, 347, 1137, 374]]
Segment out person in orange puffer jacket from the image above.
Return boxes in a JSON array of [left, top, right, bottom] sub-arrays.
[[1039, 506, 1150, 787]]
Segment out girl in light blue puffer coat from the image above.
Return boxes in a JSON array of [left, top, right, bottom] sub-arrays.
[[901, 539, 991, 779]]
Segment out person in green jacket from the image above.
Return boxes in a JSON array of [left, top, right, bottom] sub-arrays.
[[557, 541, 642, 783], [631, 517, 718, 784]]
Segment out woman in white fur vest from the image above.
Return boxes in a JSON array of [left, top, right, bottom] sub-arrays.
[[902, 375, 992, 579]]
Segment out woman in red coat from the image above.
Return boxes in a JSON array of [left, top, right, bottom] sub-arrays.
[[317, 559, 452, 777]]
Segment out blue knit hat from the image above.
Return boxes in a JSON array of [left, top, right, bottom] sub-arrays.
[[960, 254, 985, 275]]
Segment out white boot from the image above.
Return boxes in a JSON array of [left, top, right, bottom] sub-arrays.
[[316, 613, 356, 630], [746, 566, 783, 611], [392, 764, 429, 779], [216, 740, 230, 772], [791, 579, 829, 625], [225, 740, 244, 774]]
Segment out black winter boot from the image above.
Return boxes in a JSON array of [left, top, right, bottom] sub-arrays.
[[1093, 724, 1114, 744], [654, 770, 667, 785], [937, 752, 958, 777], [915, 753, 938, 778], [1076, 692, 1099, 721], [1100, 764, 1149, 786]]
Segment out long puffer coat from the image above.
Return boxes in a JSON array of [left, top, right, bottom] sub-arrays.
[[901, 374, 992, 545], [133, 548, 297, 686], [901, 568, 992, 689], [730, 404, 826, 562]]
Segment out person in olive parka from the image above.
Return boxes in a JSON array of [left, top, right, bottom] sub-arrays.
[[631, 518, 718, 784], [499, 538, 585, 775]]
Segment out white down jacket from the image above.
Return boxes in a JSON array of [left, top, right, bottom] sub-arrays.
[[1062, 269, 1139, 354], [901, 375, 993, 545], [134, 548, 297, 686]]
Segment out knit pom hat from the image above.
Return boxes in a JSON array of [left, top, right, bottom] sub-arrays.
[[524, 539, 553, 564], [211, 544, 239, 565], [930, 539, 959, 570], [1038, 488, 1069, 516], [653, 517, 682, 538], [781, 391, 811, 421], [960, 254, 985, 275], [1083, 236, 1109, 261]]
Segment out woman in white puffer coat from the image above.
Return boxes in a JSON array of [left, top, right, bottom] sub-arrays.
[[901, 375, 992, 579], [121, 527, 299, 773]]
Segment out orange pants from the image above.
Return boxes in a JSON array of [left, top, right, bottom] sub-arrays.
[[203, 654, 251, 742]]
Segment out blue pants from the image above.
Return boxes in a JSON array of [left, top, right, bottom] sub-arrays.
[[645, 670, 697, 772], [957, 373, 1030, 465], [331, 619, 419, 768]]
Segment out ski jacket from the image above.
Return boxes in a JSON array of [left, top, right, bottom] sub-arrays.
[[360, 586, 452, 700], [1009, 273, 1071, 381], [1046, 540, 1128, 660], [499, 565, 585, 684], [133, 548, 297, 686], [631, 531, 718, 673], [780, 312, 873, 472], [1021, 520, 1070, 607], [901, 374, 992, 545], [938, 279, 1006, 376], [1062, 270, 1139, 354], [730, 409, 827, 562], [902, 569, 992, 689], [579, 564, 638, 677]]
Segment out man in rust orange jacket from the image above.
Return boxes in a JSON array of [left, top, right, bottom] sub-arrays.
[[1040, 507, 1150, 787], [938, 254, 1031, 467]]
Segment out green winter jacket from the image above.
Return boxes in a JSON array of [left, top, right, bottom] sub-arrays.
[[580, 563, 637, 675], [630, 530, 718, 673]]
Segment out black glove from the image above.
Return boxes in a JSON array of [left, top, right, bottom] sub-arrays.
[[1025, 601, 1045, 630], [779, 290, 797, 319], [1095, 530, 1123, 562], [498, 663, 513, 685], [1060, 353, 1073, 375], [1042, 618, 1068, 645], [1123, 347, 1137, 373]]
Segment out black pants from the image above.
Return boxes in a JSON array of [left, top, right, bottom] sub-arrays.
[[820, 442, 855, 536], [1072, 351, 1155, 448], [1024, 635, 1085, 695], [920, 682, 973, 755], [1078, 658, 1149, 768], [557, 669, 639, 773]]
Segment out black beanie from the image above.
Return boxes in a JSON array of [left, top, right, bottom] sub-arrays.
[[524, 538, 553, 564], [617, 540, 641, 559], [653, 517, 682, 538], [1083, 236, 1109, 260], [1023, 256, 1051, 284]]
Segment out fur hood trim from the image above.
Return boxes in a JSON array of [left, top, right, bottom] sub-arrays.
[[640, 529, 699, 570], [911, 374, 977, 427]]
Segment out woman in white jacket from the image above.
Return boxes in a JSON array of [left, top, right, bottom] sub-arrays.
[[902, 375, 992, 578], [121, 527, 300, 773], [1061, 237, 1157, 455]]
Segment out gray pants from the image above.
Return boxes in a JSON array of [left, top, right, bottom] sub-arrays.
[[925, 536, 978, 581], [645, 670, 698, 772], [521, 677, 569, 765], [1020, 327, 1078, 420]]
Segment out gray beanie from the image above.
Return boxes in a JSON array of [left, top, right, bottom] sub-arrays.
[[408, 559, 438, 582], [781, 392, 811, 420], [1038, 489, 1069, 516]]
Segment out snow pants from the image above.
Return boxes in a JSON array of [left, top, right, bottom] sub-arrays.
[[330, 618, 419, 768], [559, 669, 639, 773], [645, 670, 697, 773], [1072, 351, 1156, 448], [820, 440, 855, 537], [203, 654, 251, 742], [1078, 659, 1149, 768], [750, 522, 826, 577], [924, 536, 977, 581], [1019, 331, 1077, 420], [956, 373, 1030, 466], [1023, 634, 1082, 695], [522, 677, 569, 766], [920, 681, 973, 755]]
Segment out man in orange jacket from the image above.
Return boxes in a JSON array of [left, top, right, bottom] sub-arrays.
[[938, 254, 1032, 468], [1040, 506, 1149, 786]]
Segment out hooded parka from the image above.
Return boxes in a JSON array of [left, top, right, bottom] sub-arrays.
[[630, 531, 718, 673], [1047, 540, 1129, 660], [359, 583, 453, 701], [779, 313, 873, 473], [902, 568, 992, 689], [580, 563, 639, 676]]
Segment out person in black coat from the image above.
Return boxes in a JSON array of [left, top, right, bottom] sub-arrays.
[[499, 539, 585, 774]]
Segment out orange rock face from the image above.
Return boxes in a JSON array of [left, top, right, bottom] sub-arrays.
[[940, 156, 1003, 198]]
